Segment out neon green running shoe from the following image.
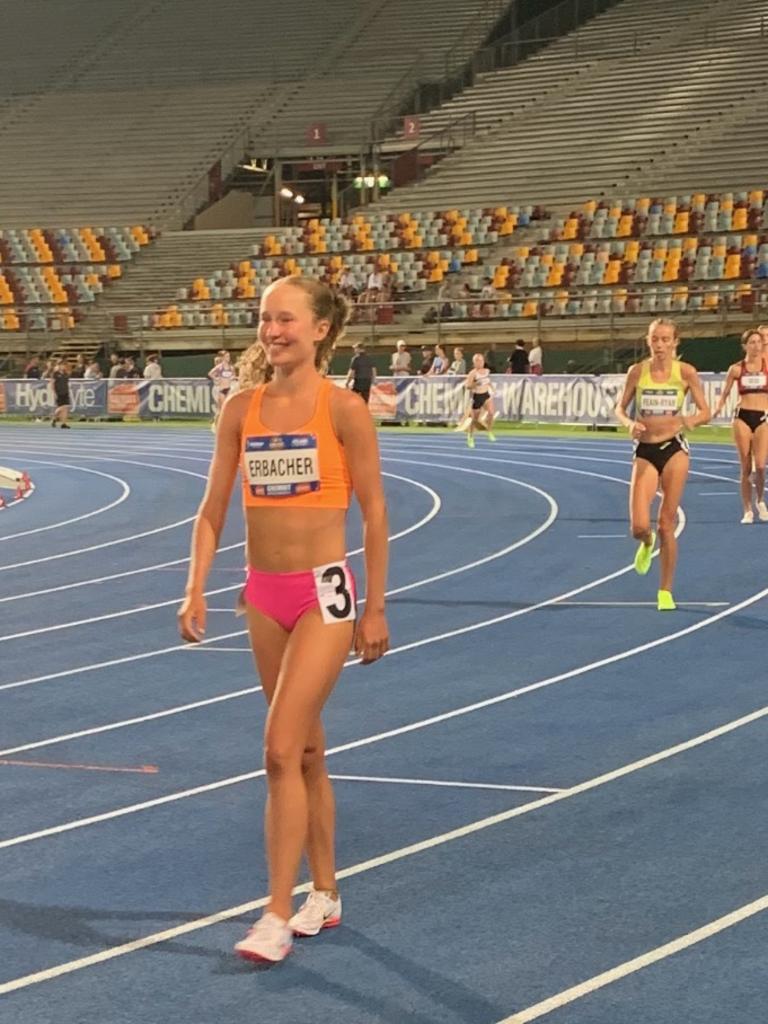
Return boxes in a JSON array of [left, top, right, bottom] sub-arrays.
[[466, 433, 475, 449], [657, 590, 676, 611], [633, 531, 656, 575], [487, 431, 497, 442]]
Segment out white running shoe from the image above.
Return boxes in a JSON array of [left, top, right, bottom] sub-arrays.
[[234, 912, 293, 963], [289, 889, 342, 937], [757, 501, 768, 522], [741, 510, 755, 524]]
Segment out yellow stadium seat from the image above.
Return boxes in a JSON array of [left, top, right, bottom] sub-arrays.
[[523, 301, 538, 318], [733, 208, 747, 231]]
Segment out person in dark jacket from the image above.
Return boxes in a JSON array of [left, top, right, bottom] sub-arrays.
[[51, 359, 72, 428]]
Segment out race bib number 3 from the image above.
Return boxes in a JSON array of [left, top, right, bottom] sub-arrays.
[[639, 389, 679, 416], [313, 562, 356, 625], [244, 433, 320, 497]]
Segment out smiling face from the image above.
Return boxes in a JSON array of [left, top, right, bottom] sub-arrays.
[[258, 280, 330, 372], [647, 320, 678, 359]]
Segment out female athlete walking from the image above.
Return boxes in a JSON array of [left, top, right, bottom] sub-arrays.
[[179, 277, 389, 963]]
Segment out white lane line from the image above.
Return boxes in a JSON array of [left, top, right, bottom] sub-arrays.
[[496, 893, 768, 1023], [328, 774, 563, 794], [186, 646, 251, 653], [698, 491, 739, 496], [0, 463, 129, 542], [0, 459, 636, 700], [4, 569, 764, 851], [0, 456, 209, 572], [577, 534, 626, 539], [0, 544, 245, 605], [0, 687, 262, 759], [0, 469, 442, 641], [553, 601, 730, 608], [0, 703, 765, 995]]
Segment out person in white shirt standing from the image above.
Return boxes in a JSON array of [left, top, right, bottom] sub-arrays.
[[143, 354, 163, 380], [529, 342, 543, 376]]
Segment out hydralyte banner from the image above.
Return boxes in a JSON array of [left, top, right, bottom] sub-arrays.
[[1, 374, 737, 424], [1, 379, 215, 419]]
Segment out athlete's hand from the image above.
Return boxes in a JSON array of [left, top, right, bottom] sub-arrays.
[[178, 591, 207, 643], [353, 609, 389, 664], [629, 420, 646, 439]]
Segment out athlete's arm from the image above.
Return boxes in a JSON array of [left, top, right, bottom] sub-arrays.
[[679, 363, 711, 430], [615, 363, 644, 437], [712, 363, 738, 418], [464, 369, 476, 390], [178, 390, 248, 642], [333, 389, 389, 664]]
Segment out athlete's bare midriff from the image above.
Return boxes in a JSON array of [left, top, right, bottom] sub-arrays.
[[245, 506, 347, 572], [636, 412, 685, 445]]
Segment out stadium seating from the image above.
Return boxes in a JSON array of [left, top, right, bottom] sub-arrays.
[[376, 0, 768, 209], [0, 226, 152, 331], [0, 0, 502, 227]]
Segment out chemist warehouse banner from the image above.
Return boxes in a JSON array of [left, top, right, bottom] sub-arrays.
[[1, 378, 215, 419], [362, 374, 737, 426], [0, 374, 738, 424]]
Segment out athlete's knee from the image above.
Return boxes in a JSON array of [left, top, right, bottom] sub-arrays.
[[631, 520, 651, 541], [263, 739, 302, 778], [657, 511, 677, 538], [301, 744, 325, 778]]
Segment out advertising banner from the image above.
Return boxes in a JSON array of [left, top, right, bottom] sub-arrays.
[[0, 374, 738, 425]]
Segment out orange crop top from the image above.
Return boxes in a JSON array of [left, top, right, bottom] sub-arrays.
[[241, 379, 352, 508]]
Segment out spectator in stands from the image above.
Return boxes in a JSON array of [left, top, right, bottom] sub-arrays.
[[338, 267, 359, 299], [143, 354, 163, 380], [108, 354, 123, 379], [71, 354, 87, 379], [419, 345, 435, 375], [480, 277, 497, 318], [484, 342, 500, 373], [389, 339, 411, 377], [529, 341, 543, 376], [51, 359, 72, 429], [365, 268, 384, 301], [84, 361, 103, 380], [448, 346, 466, 375], [117, 356, 141, 379], [346, 343, 376, 405], [508, 340, 530, 374], [428, 344, 449, 375], [41, 357, 56, 380], [24, 356, 41, 379]]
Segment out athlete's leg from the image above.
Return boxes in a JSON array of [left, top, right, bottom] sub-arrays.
[[732, 417, 754, 516], [751, 421, 768, 509], [259, 608, 353, 922], [657, 450, 690, 593], [246, 607, 340, 902], [629, 457, 659, 544], [483, 398, 496, 439]]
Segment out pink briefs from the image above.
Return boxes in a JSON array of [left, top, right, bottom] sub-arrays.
[[241, 561, 357, 632]]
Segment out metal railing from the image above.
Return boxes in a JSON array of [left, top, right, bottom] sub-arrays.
[[4, 284, 766, 368]]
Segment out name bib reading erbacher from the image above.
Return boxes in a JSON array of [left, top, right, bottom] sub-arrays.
[[244, 434, 320, 497]]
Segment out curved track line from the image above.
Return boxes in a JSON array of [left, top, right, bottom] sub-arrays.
[[0, 470, 439, 605], [0, 463, 129, 542], [0, 471, 442, 643], [0, 456, 211, 572], [0, 579, 764, 854], [0, 459, 557, 687]]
